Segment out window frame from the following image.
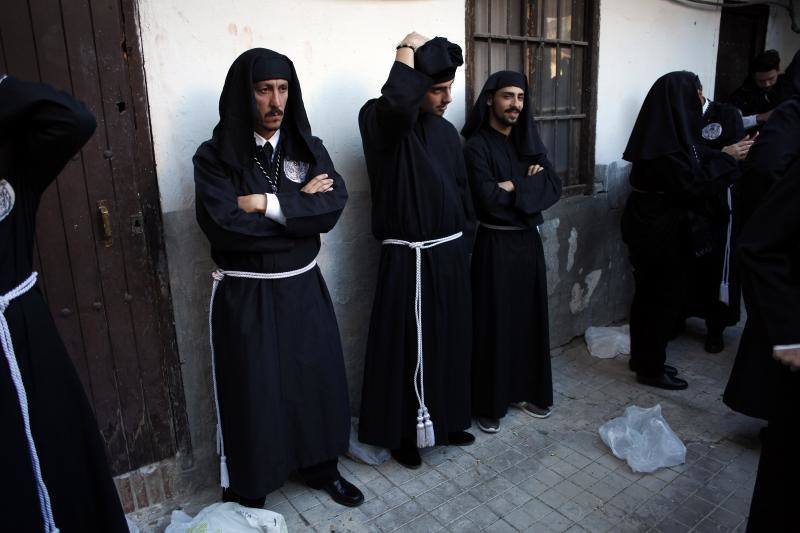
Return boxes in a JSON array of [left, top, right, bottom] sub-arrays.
[[465, 0, 600, 195]]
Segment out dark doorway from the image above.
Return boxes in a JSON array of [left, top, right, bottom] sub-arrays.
[[0, 0, 190, 475], [714, 3, 770, 101]]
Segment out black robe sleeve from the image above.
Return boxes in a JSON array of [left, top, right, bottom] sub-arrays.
[[652, 152, 738, 208], [0, 75, 96, 191], [510, 154, 562, 216], [358, 62, 431, 150], [737, 163, 800, 346]]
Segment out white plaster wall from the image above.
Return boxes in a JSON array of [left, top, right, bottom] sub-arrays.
[[765, 5, 800, 69], [136, 0, 467, 213], [594, 0, 722, 165]]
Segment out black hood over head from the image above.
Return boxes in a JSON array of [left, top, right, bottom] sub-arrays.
[[461, 70, 547, 158], [414, 37, 464, 83], [212, 48, 315, 170], [623, 71, 702, 162]]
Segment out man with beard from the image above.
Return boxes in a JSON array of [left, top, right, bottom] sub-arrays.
[[358, 33, 476, 468], [194, 48, 363, 507], [461, 71, 561, 433]]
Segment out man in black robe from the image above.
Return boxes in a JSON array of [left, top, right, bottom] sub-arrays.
[[460, 71, 561, 433], [194, 48, 363, 508], [0, 75, 128, 531], [358, 33, 476, 468], [683, 87, 749, 353], [726, 50, 786, 131], [733, 148, 800, 532], [621, 72, 744, 390]]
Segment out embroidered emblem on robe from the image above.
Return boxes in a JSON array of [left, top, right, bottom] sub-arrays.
[[0, 179, 15, 222], [702, 122, 723, 141], [283, 159, 309, 184]]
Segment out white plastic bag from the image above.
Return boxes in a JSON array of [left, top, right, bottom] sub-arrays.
[[598, 404, 686, 473], [165, 502, 288, 533], [584, 325, 630, 358], [347, 417, 390, 465]]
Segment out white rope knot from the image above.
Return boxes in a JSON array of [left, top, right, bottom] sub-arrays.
[[381, 231, 462, 448], [1, 272, 59, 532], [207, 259, 317, 488]]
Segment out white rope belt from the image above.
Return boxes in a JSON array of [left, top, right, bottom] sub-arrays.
[[208, 259, 317, 488], [719, 187, 733, 305], [381, 231, 462, 448], [1, 273, 59, 532]]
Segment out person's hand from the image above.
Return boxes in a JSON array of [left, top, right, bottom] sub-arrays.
[[773, 347, 800, 371], [756, 109, 773, 124], [498, 180, 515, 192], [237, 194, 267, 214], [399, 32, 429, 51], [722, 138, 754, 161], [527, 164, 543, 176], [301, 173, 333, 194]]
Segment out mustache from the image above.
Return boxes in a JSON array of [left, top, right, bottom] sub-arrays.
[[266, 109, 284, 117], [504, 107, 521, 114]]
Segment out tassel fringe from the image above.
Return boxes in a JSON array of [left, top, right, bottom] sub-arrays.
[[416, 407, 435, 448]]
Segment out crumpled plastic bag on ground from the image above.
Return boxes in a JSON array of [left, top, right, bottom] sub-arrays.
[[599, 404, 686, 473], [347, 417, 390, 465], [585, 325, 630, 358], [165, 502, 287, 533]]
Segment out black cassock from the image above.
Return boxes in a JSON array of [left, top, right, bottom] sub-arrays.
[[464, 126, 561, 417], [724, 97, 800, 419], [357, 61, 475, 449], [734, 156, 800, 533], [0, 77, 127, 531], [684, 101, 745, 334]]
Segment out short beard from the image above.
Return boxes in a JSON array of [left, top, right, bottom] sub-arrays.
[[493, 109, 519, 127]]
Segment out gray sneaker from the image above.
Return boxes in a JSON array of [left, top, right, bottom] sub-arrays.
[[476, 417, 500, 433], [514, 402, 552, 419]]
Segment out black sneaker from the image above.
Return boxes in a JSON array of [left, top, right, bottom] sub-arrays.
[[477, 417, 500, 433], [391, 446, 422, 469], [447, 431, 476, 445]]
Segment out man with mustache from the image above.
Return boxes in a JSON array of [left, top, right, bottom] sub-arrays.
[[357, 32, 476, 468], [461, 71, 562, 433], [193, 48, 363, 508]]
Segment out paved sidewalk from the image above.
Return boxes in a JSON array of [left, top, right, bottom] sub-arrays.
[[143, 319, 765, 532]]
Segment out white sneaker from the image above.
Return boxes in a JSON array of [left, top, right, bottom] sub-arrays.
[[514, 402, 552, 419], [477, 417, 500, 433]]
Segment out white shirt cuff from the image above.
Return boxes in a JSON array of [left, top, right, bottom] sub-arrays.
[[742, 114, 758, 129], [774, 343, 800, 351], [264, 193, 286, 225]]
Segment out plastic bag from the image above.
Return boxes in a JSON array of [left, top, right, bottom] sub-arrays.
[[585, 325, 630, 358], [598, 404, 686, 473], [347, 417, 390, 465], [165, 502, 288, 533]]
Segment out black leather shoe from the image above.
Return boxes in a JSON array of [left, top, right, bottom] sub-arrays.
[[221, 488, 266, 509], [704, 333, 724, 354], [629, 360, 678, 376], [391, 446, 422, 469], [447, 431, 475, 446], [636, 372, 688, 390], [308, 476, 364, 507]]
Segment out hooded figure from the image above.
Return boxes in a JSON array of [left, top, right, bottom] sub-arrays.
[[357, 35, 476, 468], [0, 75, 128, 532], [193, 48, 362, 507], [621, 71, 740, 391], [461, 71, 561, 433]]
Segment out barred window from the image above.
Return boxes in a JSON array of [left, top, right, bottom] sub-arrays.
[[467, 0, 598, 191]]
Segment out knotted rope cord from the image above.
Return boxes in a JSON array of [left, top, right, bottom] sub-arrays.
[[208, 259, 317, 487], [381, 232, 463, 448], [0, 272, 59, 532]]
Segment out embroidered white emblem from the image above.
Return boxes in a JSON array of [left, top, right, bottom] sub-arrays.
[[702, 122, 723, 141], [283, 159, 309, 184], [0, 179, 15, 222]]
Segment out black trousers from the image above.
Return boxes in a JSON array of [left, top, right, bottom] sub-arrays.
[[223, 458, 340, 508]]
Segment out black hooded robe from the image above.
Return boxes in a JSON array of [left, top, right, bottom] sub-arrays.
[[193, 49, 350, 498], [620, 72, 739, 377], [0, 76, 128, 532], [357, 44, 475, 449], [461, 71, 562, 418], [723, 97, 800, 420], [684, 101, 745, 335]]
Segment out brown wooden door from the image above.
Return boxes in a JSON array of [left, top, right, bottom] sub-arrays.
[[0, 0, 190, 475], [714, 3, 769, 101]]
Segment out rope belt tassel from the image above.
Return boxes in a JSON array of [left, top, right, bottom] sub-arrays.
[[208, 259, 317, 488], [719, 187, 732, 305], [1, 272, 59, 532], [382, 231, 462, 449]]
